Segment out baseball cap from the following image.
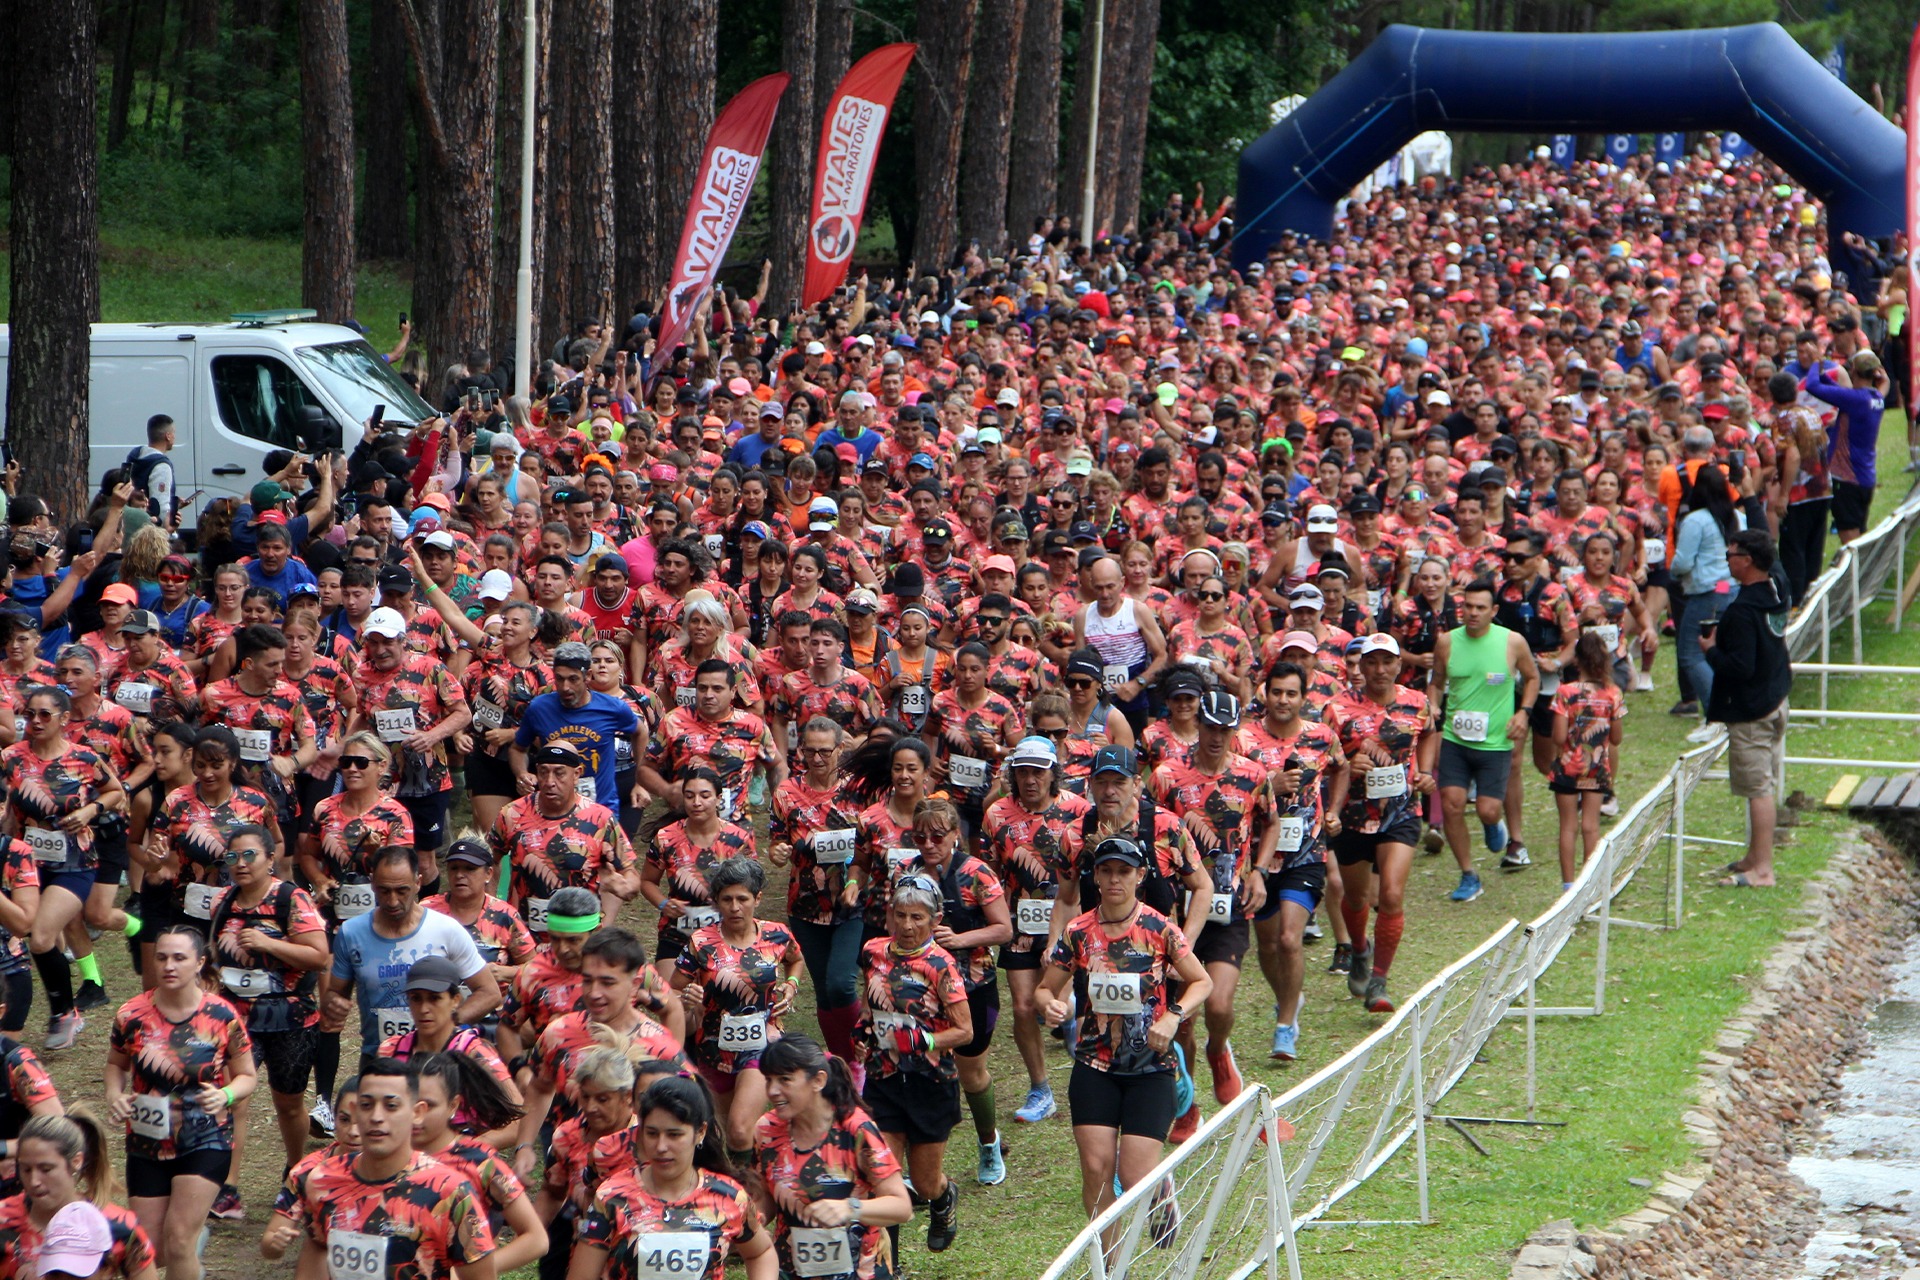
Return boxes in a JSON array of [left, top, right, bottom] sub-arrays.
[[446, 838, 496, 868], [805, 341, 827, 356], [1091, 745, 1139, 778], [594, 554, 629, 578], [1006, 736, 1058, 769], [741, 520, 773, 540], [477, 569, 514, 602], [834, 442, 859, 464], [361, 607, 408, 639], [1260, 503, 1292, 527], [1065, 454, 1093, 476], [102, 583, 139, 605], [977, 426, 1004, 446], [377, 565, 415, 596], [119, 608, 158, 636], [982, 554, 1017, 574], [1305, 504, 1340, 532], [249, 480, 292, 508], [36, 1200, 111, 1278], [727, 377, 754, 397], [1163, 668, 1206, 699], [759, 400, 786, 419], [1198, 689, 1241, 728], [1090, 836, 1146, 867], [996, 388, 1020, 407], [1426, 390, 1452, 406], [1490, 434, 1520, 457], [909, 452, 937, 471], [861, 457, 889, 475], [1288, 584, 1326, 611], [533, 741, 587, 768], [1358, 632, 1402, 656], [420, 530, 456, 552], [405, 955, 467, 993], [1278, 629, 1319, 653], [1347, 493, 1382, 516], [845, 587, 879, 614], [1068, 520, 1100, 544], [922, 519, 953, 545]]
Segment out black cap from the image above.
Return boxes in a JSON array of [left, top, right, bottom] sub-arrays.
[[1091, 745, 1139, 777], [1261, 503, 1292, 526], [1346, 493, 1382, 516], [405, 955, 466, 993], [1164, 668, 1205, 698], [377, 565, 415, 595], [1042, 530, 1072, 555], [1479, 465, 1510, 487], [1068, 520, 1100, 544], [1198, 689, 1241, 728], [1489, 434, 1520, 457], [446, 839, 495, 868], [120, 609, 159, 636], [889, 563, 925, 596], [922, 519, 953, 545], [1090, 836, 1146, 868], [548, 395, 574, 416], [532, 742, 586, 768]]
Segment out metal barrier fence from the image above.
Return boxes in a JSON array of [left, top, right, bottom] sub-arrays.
[[1039, 489, 1920, 1280]]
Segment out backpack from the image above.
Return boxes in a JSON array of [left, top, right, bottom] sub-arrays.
[[208, 879, 318, 1009], [124, 446, 166, 520], [1079, 795, 1179, 917]]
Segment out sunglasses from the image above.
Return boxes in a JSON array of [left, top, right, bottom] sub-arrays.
[[226, 847, 269, 865], [913, 829, 954, 844], [976, 616, 1007, 627], [158, 573, 191, 583], [24, 709, 58, 721], [339, 755, 376, 770], [1196, 590, 1225, 601], [1066, 677, 1095, 690]]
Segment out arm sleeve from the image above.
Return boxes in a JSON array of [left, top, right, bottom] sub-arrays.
[[1703, 610, 1758, 682]]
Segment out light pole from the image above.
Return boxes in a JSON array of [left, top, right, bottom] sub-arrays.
[[513, 0, 537, 397], [1079, 0, 1105, 240]]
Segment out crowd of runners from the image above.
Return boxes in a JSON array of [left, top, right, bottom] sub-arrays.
[[0, 142, 1893, 1279]]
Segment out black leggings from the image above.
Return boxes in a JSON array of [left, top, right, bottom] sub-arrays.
[[1780, 500, 1832, 606], [0, 968, 30, 1032]]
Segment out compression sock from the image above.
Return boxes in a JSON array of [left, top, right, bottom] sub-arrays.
[[75, 954, 101, 986], [1341, 900, 1369, 954], [32, 947, 74, 1018], [1372, 911, 1406, 976], [965, 1085, 998, 1145], [817, 1004, 861, 1063], [124, 911, 143, 938]]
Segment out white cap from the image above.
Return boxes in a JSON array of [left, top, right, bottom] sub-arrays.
[[1305, 504, 1339, 532], [1006, 736, 1059, 769], [1288, 584, 1326, 610], [1359, 632, 1402, 656], [362, 607, 408, 639], [805, 341, 827, 355], [420, 531, 455, 551], [995, 387, 1020, 407], [919, 310, 942, 325], [1426, 390, 1452, 406], [477, 569, 514, 602]]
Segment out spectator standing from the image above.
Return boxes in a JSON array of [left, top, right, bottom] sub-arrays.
[[1703, 530, 1792, 889]]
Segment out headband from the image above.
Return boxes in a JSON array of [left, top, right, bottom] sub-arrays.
[[546, 911, 602, 935]]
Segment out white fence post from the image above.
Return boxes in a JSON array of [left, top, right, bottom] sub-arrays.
[[1670, 759, 1687, 929], [1593, 855, 1611, 1015], [1851, 553, 1864, 664], [1523, 931, 1539, 1122], [1410, 1006, 1431, 1225], [1269, 1103, 1304, 1280]]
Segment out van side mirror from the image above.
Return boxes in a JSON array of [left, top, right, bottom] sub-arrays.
[[299, 405, 342, 451]]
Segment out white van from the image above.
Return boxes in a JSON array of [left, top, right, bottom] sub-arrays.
[[0, 312, 436, 505]]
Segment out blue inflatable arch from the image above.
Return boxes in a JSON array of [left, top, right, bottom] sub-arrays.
[[1232, 23, 1905, 269]]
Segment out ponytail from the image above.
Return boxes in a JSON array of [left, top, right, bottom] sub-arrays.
[[416, 1051, 525, 1136], [20, 1106, 119, 1205], [638, 1075, 733, 1177], [758, 1034, 860, 1121]]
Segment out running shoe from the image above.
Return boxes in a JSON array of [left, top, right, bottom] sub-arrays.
[[1632, 672, 1654, 692], [43, 1011, 83, 1051], [926, 1181, 959, 1251], [1148, 1175, 1181, 1250], [1013, 1082, 1056, 1124], [1364, 976, 1394, 1014], [1449, 871, 1483, 903], [1271, 1022, 1299, 1062], [1421, 827, 1444, 854], [1686, 722, 1719, 744], [1302, 913, 1322, 942], [74, 981, 107, 1011], [1346, 944, 1373, 999], [1327, 941, 1352, 974], [1168, 1101, 1202, 1144], [1208, 1043, 1243, 1105], [209, 1185, 244, 1221], [1483, 818, 1508, 854], [1668, 700, 1699, 717], [1499, 842, 1532, 871], [1599, 795, 1619, 817], [309, 1097, 336, 1140], [977, 1134, 1006, 1186]]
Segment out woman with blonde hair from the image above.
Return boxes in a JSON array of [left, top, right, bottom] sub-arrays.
[[2, 1108, 158, 1278], [117, 525, 171, 609]]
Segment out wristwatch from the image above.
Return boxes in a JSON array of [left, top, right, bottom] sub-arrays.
[[1167, 1001, 1187, 1022]]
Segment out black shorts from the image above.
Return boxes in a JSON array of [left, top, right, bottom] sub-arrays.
[[1332, 812, 1423, 866], [1191, 917, 1250, 967], [126, 1148, 232, 1198], [1067, 1062, 1177, 1141], [137, 880, 178, 940], [958, 982, 1000, 1057], [1833, 479, 1874, 534], [1548, 780, 1612, 798], [862, 1070, 962, 1147], [250, 1025, 317, 1095], [401, 793, 449, 853], [1521, 686, 1557, 738], [94, 829, 131, 882], [1260, 861, 1327, 920], [999, 938, 1046, 971], [467, 748, 520, 799], [293, 773, 333, 837], [1437, 738, 1511, 801]]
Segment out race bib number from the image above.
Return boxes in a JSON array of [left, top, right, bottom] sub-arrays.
[[1367, 588, 1385, 617], [576, 776, 597, 803], [1591, 623, 1620, 651], [1275, 815, 1306, 852], [1015, 897, 1053, 936], [525, 897, 551, 932], [1087, 971, 1143, 1016], [1538, 670, 1561, 695], [870, 1010, 916, 1039], [11, 717, 21, 741], [899, 684, 929, 716], [1364, 766, 1407, 799], [115, 682, 156, 715], [373, 707, 416, 743], [676, 686, 696, 708], [1450, 710, 1490, 742], [704, 534, 727, 560], [183, 883, 219, 920], [334, 882, 375, 919], [327, 1229, 387, 1280], [678, 904, 720, 933], [886, 848, 916, 874], [1645, 538, 1666, 565], [129, 1093, 171, 1141], [949, 754, 989, 789], [1208, 892, 1235, 924], [790, 1227, 853, 1279], [23, 826, 66, 865], [220, 966, 273, 998], [374, 1006, 413, 1040], [812, 828, 856, 865], [634, 1232, 710, 1280], [718, 1010, 769, 1053], [472, 698, 506, 730], [1102, 663, 1129, 692], [786, 721, 800, 754], [233, 727, 272, 762]]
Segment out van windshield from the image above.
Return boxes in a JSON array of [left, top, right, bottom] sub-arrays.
[[294, 340, 436, 427]]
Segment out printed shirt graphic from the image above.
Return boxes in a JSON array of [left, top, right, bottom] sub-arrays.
[[857, 937, 967, 1082], [0, 741, 111, 867], [423, 892, 537, 968], [0, 1195, 155, 1280], [647, 707, 774, 822], [981, 790, 1092, 959], [1565, 573, 1637, 659], [889, 854, 1004, 991], [210, 880, 326, 1023], [676, 919, 802, 1073], [770, 777, 864, 926], [773, 669, 879, 770], [1051, 906, 1193, 1077], [309, 795, 416, 918], [0, 1033, 56, 1136], [150, 783, 276, 914], [1325, 685, 1433, 834], [1149, 753, 1272, 905], [545, 1113, 635, 1214], [295, 1148, 497, 1279], [108, 991, 253, 1159], [578, 1168, 759, 1280], [200, 676, 316, 761], [356, 652, 469, 794], [926, 688, 1023, 797], [490, 795, 635, 924], [291, 651, 354, 742], [0, 840, 39, 974], [645, 819, 757, 947], [68, 700, 151, 785], [463, 650, 554, 731], [755, 1106, 902, 1280], [1550, 680, 1625, 793], [1238, 719, 1345, 867], [533, 1009, 686, 1124]]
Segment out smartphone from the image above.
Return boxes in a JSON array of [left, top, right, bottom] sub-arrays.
[[179, 489, 205, 507], [399, 312, 408, 327], [369, 403, 386, 431], [1698, 620, 1717, 639]]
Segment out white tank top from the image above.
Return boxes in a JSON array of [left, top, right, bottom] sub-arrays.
[[1083, 597, 1148, 670]]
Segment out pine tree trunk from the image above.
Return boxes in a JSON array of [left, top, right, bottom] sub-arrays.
[[494, 0, 551, 368], [300, 0, 356, 323], [1089, 0, 1134, 234], [1005, 0, 1060, 241], [360, 0, 411, 258], [178, 0, 220, 159], [6, 0, 99, 526], [765, 0, 816, 316], [548, 0, 614, 349], [1108, 0, 1159, 235], [957, 0, 1026, 251], [107, 0, 143, 151], [812, 0, 853, 140], [653, 0, 718, 315], [539, 0, 580, 349], [400, 0, 501, 370], [611, 0, 658, 322], [911, 0, 979, 269]]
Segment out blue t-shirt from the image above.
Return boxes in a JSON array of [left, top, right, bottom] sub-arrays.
[[725, 433, 787, 470], [245, 557, 318, 606], [330, 910, 485, 1055], [155, 596, 212, 649], [513, 691, 641, 817], [813, 426, 885, 463]]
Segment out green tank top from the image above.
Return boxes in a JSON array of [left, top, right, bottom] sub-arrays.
[[1441, 623, 1517, 749]]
